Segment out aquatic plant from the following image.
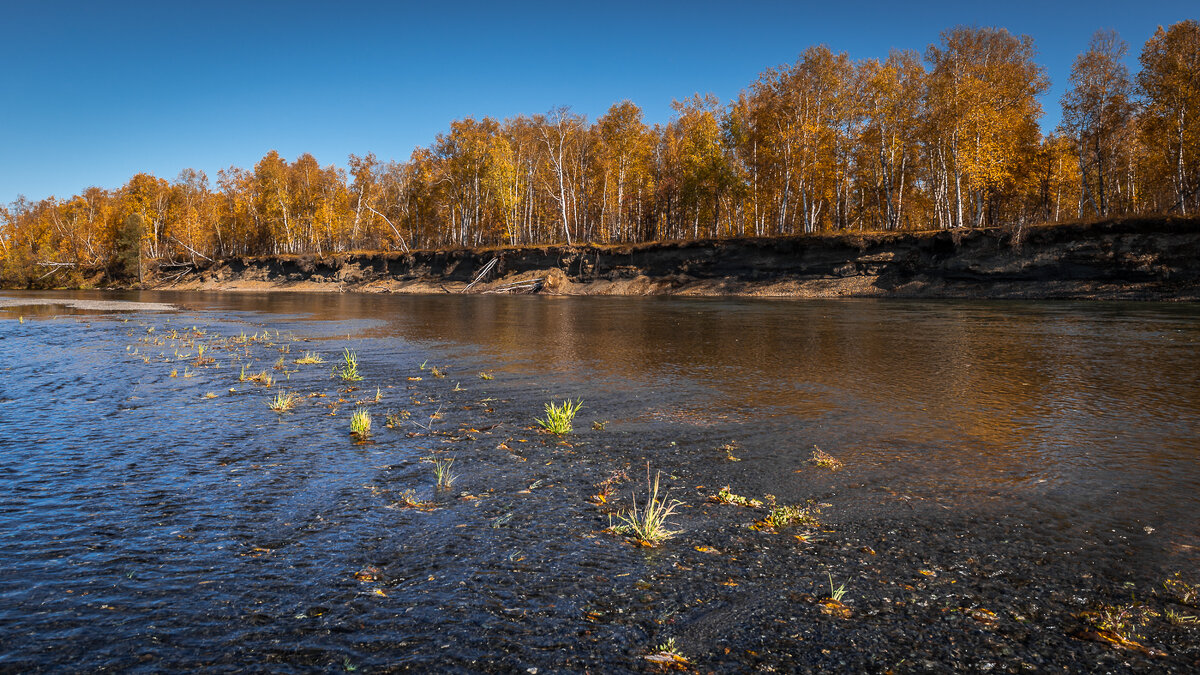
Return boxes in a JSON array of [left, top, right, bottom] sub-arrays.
[[295, 351, 324, 365], [1164, 609, 1199, 625], [827, 572, 848, 602], [1164, 573, 1199, 606], [192, 343, 214, 366], [350, 408, 372, 438], [755, 500, 822, 530], [1078, 601, 1159, 652], [477, 371, 494, 380], [644, 637, 689, 669], [809, 446, 843, 470], [535, 398, 583, 435], [273, 355, 286, 370], [395, 489, 434, 510], [337, 349, 363, 382], [430, 366, 445, 379], [591, 420, 608, 430], [432, 456, 458, 489], [611, 468, 683, 546], [710, 487, 763, 508], [720, 441, 741, 461], [269, 390, 297, 413]]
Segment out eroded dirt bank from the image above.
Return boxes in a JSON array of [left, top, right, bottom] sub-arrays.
[[156, 217, 1200, 299]]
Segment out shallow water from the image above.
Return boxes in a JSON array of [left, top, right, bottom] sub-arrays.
[[1, 291, 1198, 671]]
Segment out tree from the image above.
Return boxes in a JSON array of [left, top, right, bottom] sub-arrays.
[[925, 26, 1050, 228], [116, 213, 146, 281], [1138, 20, 1200, 214], [1062, 30, 1135, 216]]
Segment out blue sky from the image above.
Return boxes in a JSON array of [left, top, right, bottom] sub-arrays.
[[1, 0, 1195, 203]]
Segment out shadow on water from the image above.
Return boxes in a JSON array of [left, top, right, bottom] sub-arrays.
[[1, 290, 1198, 671]]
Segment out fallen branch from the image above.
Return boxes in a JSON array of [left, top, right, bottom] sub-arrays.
[[170, 236, 213, 262], [483, 278, 544, 294], [366, 207, 411, 252], [462, 257, 498, 293]]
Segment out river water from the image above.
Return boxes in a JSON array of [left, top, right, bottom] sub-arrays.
[[1, 291, 1197, 671]]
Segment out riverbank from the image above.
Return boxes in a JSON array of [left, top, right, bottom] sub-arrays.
[[20, 216, 1200, 300]]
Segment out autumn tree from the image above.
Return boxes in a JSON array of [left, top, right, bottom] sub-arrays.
[[1138, 20, 1200, 215], [1062, 30, 1136, 217], [925, 27, 1049, 228]]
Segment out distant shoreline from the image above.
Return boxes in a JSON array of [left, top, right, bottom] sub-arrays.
[[14, 217, 1200, 301]]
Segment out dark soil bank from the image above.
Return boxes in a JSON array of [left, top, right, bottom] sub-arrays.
[[158, 217, 1200, 299]]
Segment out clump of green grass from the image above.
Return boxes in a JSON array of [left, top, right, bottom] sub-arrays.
[[295, 351, 324, 365], [536, 398, 583, 435], [394, 489, 434, 510], [432, 457, 458, 489], [710, 487, 763, 508], [1164, 573, 1199, 606], [754, 499, 822, 530], [239, 366, 274, 386], [827, 572, 848, 602], [809, 446, 843, 470], [477, 371, 494, 380], [337, 349, 363, 382], [644, 637, 689, 668], [269, 390, 297, 412], [1078, 601, 1160, 651], [611, 467, 683, 546], [349, 408, 372, 439], [192, 343, 214, 366]]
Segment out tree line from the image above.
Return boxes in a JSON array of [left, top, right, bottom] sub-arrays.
[[3, 22, 1198, 285]]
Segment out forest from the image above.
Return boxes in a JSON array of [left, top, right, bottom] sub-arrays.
[[2, 22, 1198, 286]]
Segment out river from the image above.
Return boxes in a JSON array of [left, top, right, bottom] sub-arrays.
[[1, 291, 1197, 671]]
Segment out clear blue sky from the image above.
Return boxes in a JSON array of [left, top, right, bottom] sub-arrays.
[[1, 0, 1195, 203]]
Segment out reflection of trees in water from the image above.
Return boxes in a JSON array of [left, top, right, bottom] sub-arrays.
[[139, 292, 1200, 488]]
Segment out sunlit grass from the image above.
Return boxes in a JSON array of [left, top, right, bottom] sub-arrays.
[[350, 408, 372, 438], [269, 390, 297, 412], [295, 351, 324, 365], [337, 349, 363, 382], [709, 486, 763, 508], [536, 398, 583, 435], [611, 467, 683, 546], [432, 456, 458, 489], [754, 499, 822, 530], [809, 446, 843, 470], [477, 371, 494, 380]]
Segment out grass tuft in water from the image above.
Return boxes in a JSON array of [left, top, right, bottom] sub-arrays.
[[710, 487, 763, 508], [809, 446, 843, 470], [295, 351, 324, 365], [611, 466, 683, 546], [536, 398, 583, 435], [644, 637, 689, 669], [1164, 573, 1199, 606], [269, 390, 297, 413], [477, 371, 494, 380], [432, 456, 458, 489], [349, 408, 372, 438], [827, 572, 848, 601], [754, 498, 822, 530], [337, 349, 363, 382]]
